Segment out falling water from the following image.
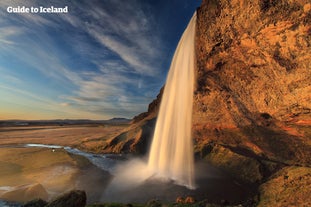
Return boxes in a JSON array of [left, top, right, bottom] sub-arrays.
[[148, 12, 196, 189]]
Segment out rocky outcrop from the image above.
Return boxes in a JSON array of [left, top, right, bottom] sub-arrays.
[[23, 198, 47, 207], [97, 88, 163, 155], [100, 118, 156, 154], [0, 183, 48, 203], [45, 190, 86, 207], [132, 87, 164, 124], [21, 190, 86, 207]]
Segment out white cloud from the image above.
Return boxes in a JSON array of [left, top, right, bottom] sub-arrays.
[[87, 29, 156, 75], [0, 26, 23, 45], [58, 0, 162, 76]]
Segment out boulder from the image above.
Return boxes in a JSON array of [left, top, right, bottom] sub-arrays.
[[175, 196, 184, 203], [45, 190, 86, 207], [23, 198, 48, 207], [0, 183, 48, 203], [184, 196, 195, 204], [146, 199, 161, 207]]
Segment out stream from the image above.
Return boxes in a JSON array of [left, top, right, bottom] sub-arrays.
[[25, 143, 125, 174]]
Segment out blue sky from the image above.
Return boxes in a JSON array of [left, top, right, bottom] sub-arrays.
[[0, 0, 201, 120]]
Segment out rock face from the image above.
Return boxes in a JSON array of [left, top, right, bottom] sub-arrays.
[[258, 166, 311, 207], [194, 0, 311, 167], [99, 88, 163, 154]]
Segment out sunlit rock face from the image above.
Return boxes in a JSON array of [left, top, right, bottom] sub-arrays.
[[196, 0, 311, 127], [193, 0, 311, 166]]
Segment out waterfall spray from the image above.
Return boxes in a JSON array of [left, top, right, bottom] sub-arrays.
[[148, 11, 196, 189]]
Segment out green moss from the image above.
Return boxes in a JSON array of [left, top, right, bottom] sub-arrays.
[[86, 203, 243, 207], [258, 166, 311, 207], [86, 204, 144, 207], [204, 145, 262, 183]]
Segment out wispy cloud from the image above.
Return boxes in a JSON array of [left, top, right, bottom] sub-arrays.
[[60, 0, 162, 75], [0, 26, 23, 45], [0, 0, 176, 119]]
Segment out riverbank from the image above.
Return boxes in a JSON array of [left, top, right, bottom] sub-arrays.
[[0, 144, 257, 206], [0, 146, 111, 203]]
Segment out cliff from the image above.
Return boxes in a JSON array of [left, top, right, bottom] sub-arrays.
[[194, 0, 311, 166], [193, 1, 311, 205]]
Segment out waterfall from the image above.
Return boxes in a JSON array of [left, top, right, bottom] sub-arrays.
[[148, 11, 196, 189]]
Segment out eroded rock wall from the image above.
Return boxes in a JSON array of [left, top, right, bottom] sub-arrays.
[[194, 0, 311, 167]]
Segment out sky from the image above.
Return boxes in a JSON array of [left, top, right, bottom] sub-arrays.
[[0, 0, 201, 120]]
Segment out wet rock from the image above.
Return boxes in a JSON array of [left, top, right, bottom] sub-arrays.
[[176, 196, 184, 203], [146, 199, 162, 207], [23, 198, 47, 207], [220, 199, 229, 205], [185, 196, 196, 204], [203, 144, 262, 183], [0, 183, 48, 203], [45, 190, 86, 207]]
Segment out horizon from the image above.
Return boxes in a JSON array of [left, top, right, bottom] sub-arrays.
[[0, 117, 131, 121], [0, 0, 201, 120]]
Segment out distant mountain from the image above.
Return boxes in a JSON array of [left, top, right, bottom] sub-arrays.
[[106, 118, 132, 123], [0, 118, 131, 126]]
